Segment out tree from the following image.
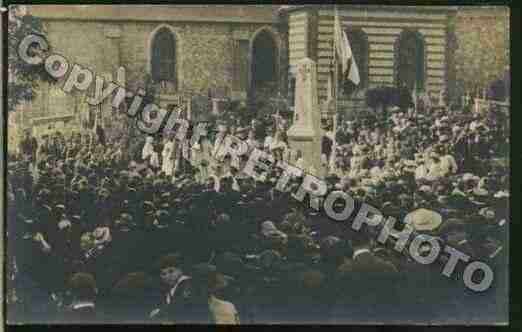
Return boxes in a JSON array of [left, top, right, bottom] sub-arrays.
[[8, 5, 56, 113]]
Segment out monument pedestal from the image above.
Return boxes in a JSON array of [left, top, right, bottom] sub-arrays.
[[286, 58, 325, 179], [287, 126, 324, 178]]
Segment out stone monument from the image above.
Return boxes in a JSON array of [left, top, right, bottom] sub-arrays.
[[287, 58, 325, 178]]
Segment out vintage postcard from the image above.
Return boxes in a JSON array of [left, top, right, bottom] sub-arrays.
[[5, 4, 509, 325]]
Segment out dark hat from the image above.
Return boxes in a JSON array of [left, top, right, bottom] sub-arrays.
[[320, 236, 345, 259], [215, 252, 244, 276], [161, 192, 171, 199], [190, 263, 228, 291], [38, 189, 51, 197], [258, 249, 282, 270], [295, 269, 326, 290], [112, 272, 154, 297], [68, 272, 97, 298], [120, 213, 133, 223], [41, 204, 53, 215], [155, 210, 170, 226], [55, 204, 66, 211], [143, 201, 155, 211], [157, 253, 184, 270], [215, 213, 231, 226]]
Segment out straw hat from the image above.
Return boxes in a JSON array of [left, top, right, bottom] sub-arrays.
[[404, 208, 443, 232]]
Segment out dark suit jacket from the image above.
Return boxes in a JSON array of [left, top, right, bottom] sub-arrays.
[[96, 126, 106, 146], [349, 251, 399, 307]]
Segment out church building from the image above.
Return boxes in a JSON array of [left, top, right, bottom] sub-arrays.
[[12, 4, 507, 140]]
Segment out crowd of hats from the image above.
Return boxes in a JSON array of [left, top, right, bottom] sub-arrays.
[[6, 102, 508, 323]]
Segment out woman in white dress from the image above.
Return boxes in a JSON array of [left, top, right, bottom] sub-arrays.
[[142, 136, 154, 162], [197, 137, 213, 184], [269, 131, 287, 163], [161, 135, 176, 177]]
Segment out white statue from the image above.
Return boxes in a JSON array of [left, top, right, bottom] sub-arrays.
[[287, 58, 324, 178]]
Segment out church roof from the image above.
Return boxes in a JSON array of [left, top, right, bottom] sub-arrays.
[[27, 5, 281, 24], [277, 4, 458, 15]]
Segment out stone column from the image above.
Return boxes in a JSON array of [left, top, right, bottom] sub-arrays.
[[287, 58, 325, 178]]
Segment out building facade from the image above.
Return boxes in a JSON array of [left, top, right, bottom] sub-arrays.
[[281, 5, 457, 109], [12, 5, 509, 140]]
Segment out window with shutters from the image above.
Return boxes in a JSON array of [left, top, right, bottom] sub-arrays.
[[151, 28, 176, 85]]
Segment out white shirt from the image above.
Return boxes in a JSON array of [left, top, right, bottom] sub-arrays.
[[142, 141, 154, 161], [150, 152, 160, 168], [71, 301, 95, 310], [166, 275, 191, 305], [269, 139, 287, 152], [370, 166, 382, 180], [162, 141, 175, 159], [440, 154, 458, 175], [264, 136, 274, 149], [415, 164, 429, 181], [426, 162, 444, 181], [353, 248, 371, 260]]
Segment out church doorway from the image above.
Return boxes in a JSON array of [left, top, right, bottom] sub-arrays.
[[251, 29, 279, 96]]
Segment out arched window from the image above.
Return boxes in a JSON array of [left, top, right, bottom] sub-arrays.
[[395, 30, 425, 91], [151, 27, 176, 85], [344, 28, 369, 90], [251, 29, 278, 95]]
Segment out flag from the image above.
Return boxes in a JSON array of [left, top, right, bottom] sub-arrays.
[[333, 12, 360, 86]]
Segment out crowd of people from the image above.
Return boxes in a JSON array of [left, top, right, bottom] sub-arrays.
[[7, 96, 509, 324]]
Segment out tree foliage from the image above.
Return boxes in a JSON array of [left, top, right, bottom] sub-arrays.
[[8, 5, 56, 112]]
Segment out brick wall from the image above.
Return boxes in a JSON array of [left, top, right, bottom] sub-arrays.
[[43, 19, 282, 95], [453, 7, 509, 93], [30, 19, 281, 118], [14, 18, 283, 141]]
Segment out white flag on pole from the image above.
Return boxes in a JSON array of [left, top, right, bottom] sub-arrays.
[[334, 13, 360, 86]]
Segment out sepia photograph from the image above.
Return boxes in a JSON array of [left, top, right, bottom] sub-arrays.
[[5, 4, 510, 325]]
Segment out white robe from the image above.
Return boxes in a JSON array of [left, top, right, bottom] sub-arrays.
[[150, 152, 160, 168], [440, 154, 458, 175], [415, 164, 429, 181], [426, 162, 444, 182], [161, 141, 176, 176], [142, 138, 154, 161]]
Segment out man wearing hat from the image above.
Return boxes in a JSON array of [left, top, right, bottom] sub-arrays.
[[62, 272, 99, 323], [150, 253, 192, 321], [175, 263, 240, 324], [250, 118, 265, 141], [333, 233, 399, 321], [259, 221, 288, 252], [107, 271, 159, 322], [20, 129, 38, 166]]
